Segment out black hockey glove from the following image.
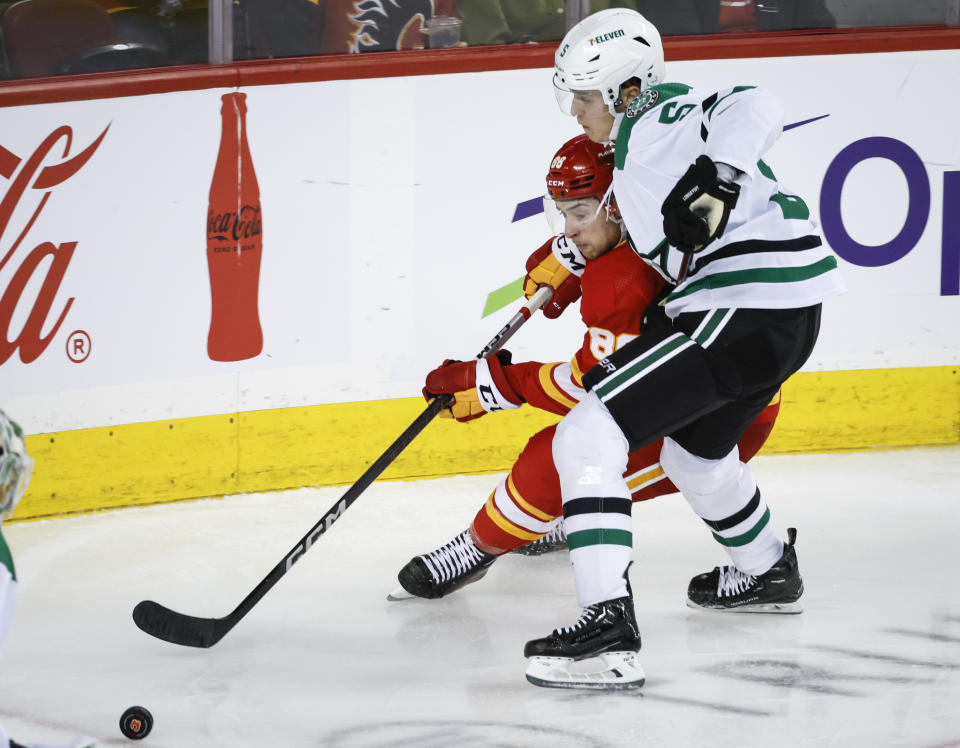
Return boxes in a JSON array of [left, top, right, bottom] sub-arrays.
[[640, 302, 671, 336], [661, 156, 741, 253]]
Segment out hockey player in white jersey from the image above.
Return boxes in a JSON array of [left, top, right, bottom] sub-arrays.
[[522, 8, 845, 689], [1, 410, 95, 748]]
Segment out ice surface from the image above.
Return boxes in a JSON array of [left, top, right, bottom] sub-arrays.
[[1, 446, 959, 747]]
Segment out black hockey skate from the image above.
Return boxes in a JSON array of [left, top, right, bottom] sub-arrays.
[[524, 593, 644, 689], [390, 530, 496, 600], [512, 522, 568, 556], [687, 527, 804, 613]]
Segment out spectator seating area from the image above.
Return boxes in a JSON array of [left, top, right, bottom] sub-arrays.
[[0, 0, 208, 78], [0, 0, 956, 81]]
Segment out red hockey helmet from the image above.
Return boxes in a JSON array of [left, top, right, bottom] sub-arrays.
[[544, 134, 619, 234], [546, 134, 615, 201]]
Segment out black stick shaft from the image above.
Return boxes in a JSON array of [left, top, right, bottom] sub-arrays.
[[234, 395, 448, 616], [133, 285, 554, 647]]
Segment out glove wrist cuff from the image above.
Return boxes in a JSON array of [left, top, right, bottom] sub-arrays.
[[551, 235, 587, 278], [475, 357, 522, 413], [714, 161, 739, 184]]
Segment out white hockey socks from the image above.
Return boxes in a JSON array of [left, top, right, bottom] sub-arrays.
[[660, 437, 782, 576], [554, 393, 634, 607]]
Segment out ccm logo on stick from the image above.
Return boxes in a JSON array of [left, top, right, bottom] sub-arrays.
[[285, 499, 348, 571]]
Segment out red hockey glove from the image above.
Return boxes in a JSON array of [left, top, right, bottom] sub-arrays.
[[524, 240, 581, 319], [423, 350, 523, 422]]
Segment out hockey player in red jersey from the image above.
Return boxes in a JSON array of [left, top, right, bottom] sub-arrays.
[[390, 134, 781, 600]]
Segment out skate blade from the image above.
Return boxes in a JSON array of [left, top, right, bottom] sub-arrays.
[[386, 584, 415, 601], [525, 652, 645, 691], [686, 598, 804, 614]]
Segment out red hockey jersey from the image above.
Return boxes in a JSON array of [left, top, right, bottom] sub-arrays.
[[503, 237, 665, 414]]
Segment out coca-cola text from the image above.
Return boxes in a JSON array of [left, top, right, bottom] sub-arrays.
[[0, 125, 108, 365]]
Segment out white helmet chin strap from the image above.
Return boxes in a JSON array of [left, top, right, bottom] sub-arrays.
[[607, 112, 624, 142], [599, 182, 616, 216]]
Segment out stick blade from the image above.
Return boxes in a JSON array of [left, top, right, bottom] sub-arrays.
[[133, 600, 231, 648]]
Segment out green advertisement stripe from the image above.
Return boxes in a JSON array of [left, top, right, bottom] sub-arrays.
[[568, 528, 633, 550], [669, 256, 838, 302], [481, 276, 524, 318], [712, 507, 771, 547]]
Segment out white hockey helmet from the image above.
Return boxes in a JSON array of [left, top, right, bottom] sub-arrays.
[[1, 409, 33, 522], [554, 8, 665, 116]]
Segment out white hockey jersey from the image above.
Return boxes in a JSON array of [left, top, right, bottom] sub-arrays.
[[1, 528, 15, 649], [613, 83, 845, 317]]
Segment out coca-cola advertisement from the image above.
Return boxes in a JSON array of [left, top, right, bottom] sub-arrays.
[[0, 61, 955, 448], [206, 92, 264, 362]]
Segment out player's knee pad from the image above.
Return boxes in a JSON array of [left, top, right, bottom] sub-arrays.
[[660, 437, 755, 516], [553, 392, 630, 500]]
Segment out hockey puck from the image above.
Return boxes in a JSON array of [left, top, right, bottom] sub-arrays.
[[120, 706, 153, 740]]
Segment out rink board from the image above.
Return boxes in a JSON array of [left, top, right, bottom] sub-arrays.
[[13, 364, 959, 519], [3, 46, 960, 520]]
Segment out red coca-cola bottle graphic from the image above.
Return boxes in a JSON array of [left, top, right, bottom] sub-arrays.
[[206, 92, 263, 361]]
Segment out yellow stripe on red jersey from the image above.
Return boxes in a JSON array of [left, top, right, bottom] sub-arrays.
[[626, 464, 666, 494], [481, 474, 557, 542], [506, 472, 555, 522], [481, 493, 544, 542]]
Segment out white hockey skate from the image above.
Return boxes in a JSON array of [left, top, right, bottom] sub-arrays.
[[525, 650, 645, 690]]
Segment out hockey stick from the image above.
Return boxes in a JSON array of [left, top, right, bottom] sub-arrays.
[[132, 283, 557, 648]]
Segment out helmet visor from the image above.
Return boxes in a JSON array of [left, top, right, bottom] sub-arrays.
[[543, 195, 609, 236], [553, 72, 574, 115], [553, 75, 614, 124]]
